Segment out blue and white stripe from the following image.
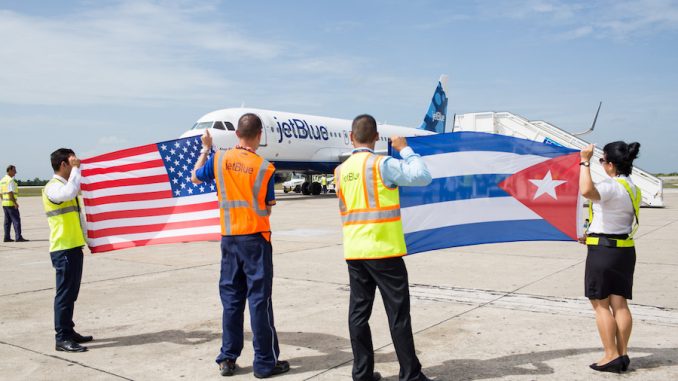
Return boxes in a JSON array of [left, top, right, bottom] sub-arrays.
[[394, 132, 578, 254]]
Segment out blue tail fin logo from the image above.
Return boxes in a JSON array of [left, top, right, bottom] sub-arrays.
[[418, 75, 448, 133]]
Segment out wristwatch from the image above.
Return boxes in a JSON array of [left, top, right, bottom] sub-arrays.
[[200, 147, 211, 154], [580, 161, 590, 167]]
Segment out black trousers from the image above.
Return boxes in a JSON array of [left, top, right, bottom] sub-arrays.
[[3, 206, 22, 239], [347, 257, 424, 381], [50, 247, 84, 341]]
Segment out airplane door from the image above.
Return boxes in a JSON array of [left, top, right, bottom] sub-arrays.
[[259, 119, 269, 147], [343, 130, 349, 145]]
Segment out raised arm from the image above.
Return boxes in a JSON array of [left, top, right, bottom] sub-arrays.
[[579, 144, 601, 201], [46, 156, 82, 203], [192, 130, 213, 185], [381, 136, 432, 187]]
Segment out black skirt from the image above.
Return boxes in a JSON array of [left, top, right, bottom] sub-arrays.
[[585, 235, 636, 300]]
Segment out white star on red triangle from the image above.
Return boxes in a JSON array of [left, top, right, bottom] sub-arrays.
[[529, 170, 566, 200]]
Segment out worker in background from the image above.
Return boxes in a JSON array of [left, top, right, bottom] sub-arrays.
[[192, 114, 289, 378], [43, 149, 93, 352], [335, 114, 433, 381], [321, 174, 328, 194], [2, 165, 28, 242]]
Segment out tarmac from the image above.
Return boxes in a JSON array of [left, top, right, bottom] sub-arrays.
[[1, 191, 677, 381]]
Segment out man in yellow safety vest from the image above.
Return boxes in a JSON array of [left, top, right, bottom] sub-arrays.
[[1, 165, 28, 242], [43, 148, 92, 353], [335, 114, 433, 381]]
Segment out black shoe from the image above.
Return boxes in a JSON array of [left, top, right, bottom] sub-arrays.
[[3, 238, 13, 242], [254, 360, 290, 378], [590, 356, 623, 373], [621, 354, 630, 371], [219, 359, 237, 376], [72, 332, 93, 343], [55, 340, 87, 352], [371, 372, 382, 381], [16, 237, 29, 242]]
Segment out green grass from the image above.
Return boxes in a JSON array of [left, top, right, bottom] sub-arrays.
[[17, 187, 43, 197]]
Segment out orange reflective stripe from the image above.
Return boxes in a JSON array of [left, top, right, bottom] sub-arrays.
[[361, 153, 371, 208], [335, 165, 348, 213], [372, 156, 380, 208]]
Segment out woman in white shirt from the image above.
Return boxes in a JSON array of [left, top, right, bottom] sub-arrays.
[[579, 141, 641, 373]]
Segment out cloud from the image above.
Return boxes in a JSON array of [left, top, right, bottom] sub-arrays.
[[556, 25, 594, 40], [477, 0, 678, 40], [0, 1, 284, 106]]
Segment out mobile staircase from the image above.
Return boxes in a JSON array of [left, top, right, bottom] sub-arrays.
[[452, 112, 664, 207]]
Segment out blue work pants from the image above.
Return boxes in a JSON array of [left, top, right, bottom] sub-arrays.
[[3, 206, 22, 240], [216, 233, 280, 376], [50, 247, 84, 342]]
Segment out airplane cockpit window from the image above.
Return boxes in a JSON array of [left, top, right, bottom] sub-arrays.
[[213, 121, 226, 130], [224, 122, 235, 131], [194, 121, 213, 130]]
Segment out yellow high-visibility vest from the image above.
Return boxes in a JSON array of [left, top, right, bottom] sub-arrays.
[[586, 178, 641, 248], [42, 178, 86, 252], [336, 151, 407, 260], [1, 175, 18, 207]]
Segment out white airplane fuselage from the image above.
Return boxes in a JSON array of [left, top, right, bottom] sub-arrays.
[[180, 107, 435, 173]]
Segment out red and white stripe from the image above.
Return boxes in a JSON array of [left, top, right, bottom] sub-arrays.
[[81, 144, 220, 253]]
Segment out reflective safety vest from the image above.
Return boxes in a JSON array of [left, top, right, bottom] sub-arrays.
[[1, 175, 18, 207], [586, 178, 641, 248], [42, 178, 86, 252], [213, 148, 275, 239], [335, 151, 407, 260]]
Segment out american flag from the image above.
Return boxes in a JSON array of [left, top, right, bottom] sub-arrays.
[[81, 136, 221, 253]]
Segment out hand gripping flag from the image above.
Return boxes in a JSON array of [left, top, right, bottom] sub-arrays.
[[81, 136, 221, 253], [393, 132, 582, 254]]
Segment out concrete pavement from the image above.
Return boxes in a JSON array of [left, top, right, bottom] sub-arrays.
[[1, 192, 677, 380]]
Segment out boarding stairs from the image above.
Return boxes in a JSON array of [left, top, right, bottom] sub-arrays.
[[452, 112, 664, 207]]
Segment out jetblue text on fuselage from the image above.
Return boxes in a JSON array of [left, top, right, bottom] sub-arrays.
[[275, 117, 329, 143]]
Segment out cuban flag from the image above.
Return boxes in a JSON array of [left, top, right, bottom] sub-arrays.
[[393, 132, 583, 254]]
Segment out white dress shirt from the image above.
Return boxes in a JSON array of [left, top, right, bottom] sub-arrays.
[[45, 167, 81, 204], [588, 175, 636, 235]]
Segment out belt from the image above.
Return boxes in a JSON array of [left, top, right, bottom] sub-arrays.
[[585, 236, 634, 248]]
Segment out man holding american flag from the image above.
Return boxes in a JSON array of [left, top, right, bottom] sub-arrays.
[[191, 114, 289, 378]]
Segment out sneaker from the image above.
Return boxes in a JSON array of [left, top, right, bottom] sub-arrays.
[[219, 359, 237, 376], [254, 360, 290, 378], [16, 237, 29, 242]]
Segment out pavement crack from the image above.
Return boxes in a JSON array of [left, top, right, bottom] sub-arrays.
[[0, 339, 133, 380]]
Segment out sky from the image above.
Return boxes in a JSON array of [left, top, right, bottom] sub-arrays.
[[1, 0, 677, 179]]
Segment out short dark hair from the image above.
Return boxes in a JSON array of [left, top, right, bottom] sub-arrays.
[[237, 113, 263, 139], [603, 141, 640, 176], [352, 114, 378, 144], [50, 148, 75, 172], [6, 165, 15, 173]]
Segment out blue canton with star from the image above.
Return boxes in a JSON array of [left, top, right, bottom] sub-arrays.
[[157, 136, 216, 198]]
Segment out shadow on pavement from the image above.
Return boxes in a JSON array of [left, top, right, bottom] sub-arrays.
[[88, 329, 218, 349], [85, 328, 678, 380], [420, 346, 678, 381]]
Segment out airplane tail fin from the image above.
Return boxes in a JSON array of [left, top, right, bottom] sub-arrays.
[[418, 75, 448, 133]]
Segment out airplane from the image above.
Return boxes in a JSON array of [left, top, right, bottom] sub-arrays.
[[180, 75, 448, 195]]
